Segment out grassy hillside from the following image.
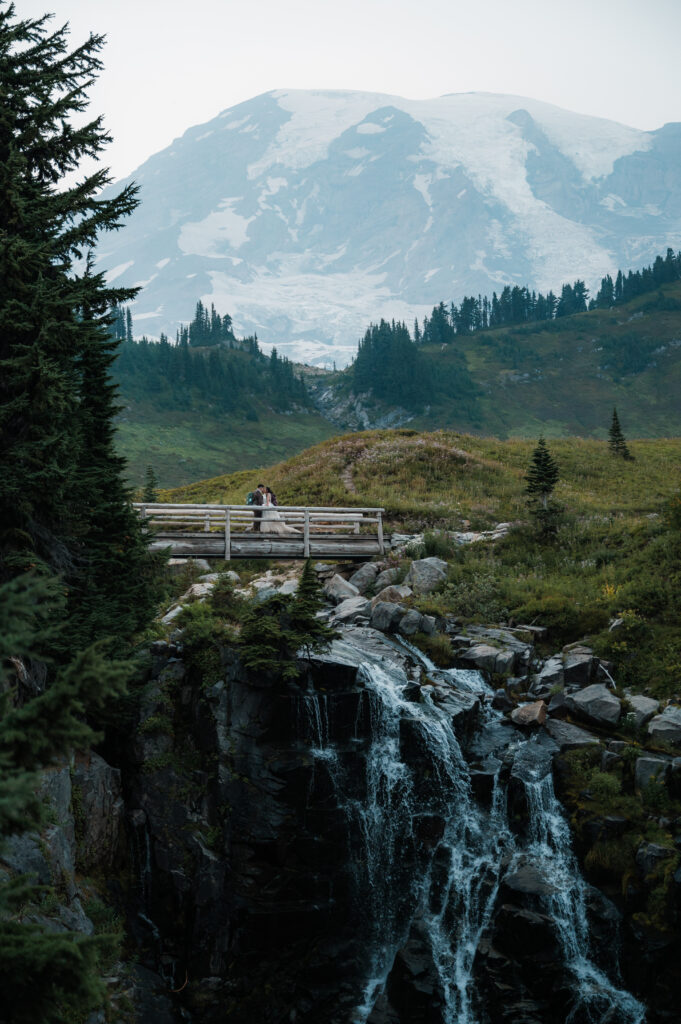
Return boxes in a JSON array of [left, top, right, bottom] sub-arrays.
[[163, 429, 681, 527], [323, 282, 681, 438], [163, 430, 681, 699], [426, 284, 681, 438], [116, 400, 335, 489]]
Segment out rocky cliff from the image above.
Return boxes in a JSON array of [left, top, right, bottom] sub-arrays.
[[6, 555, 681, 1022]]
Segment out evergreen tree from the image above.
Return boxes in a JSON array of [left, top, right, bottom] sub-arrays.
[[125, 306, 133, 342], [0, 572, 132, 1024], [0, 4, 159, 647], [142, 465, 159, 502], [608, 408, 633, 460], [289, 559, 336, 660], [525, 437, 561, 535]]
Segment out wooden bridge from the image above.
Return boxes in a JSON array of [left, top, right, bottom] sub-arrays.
[[133, 503, 386, 560]]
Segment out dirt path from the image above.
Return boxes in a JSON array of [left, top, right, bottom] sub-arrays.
[[340, 464, 357, 493]]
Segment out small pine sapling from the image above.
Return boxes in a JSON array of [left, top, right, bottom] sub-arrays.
[[525, 436, 561, 536], [608, 408, 634, 460]]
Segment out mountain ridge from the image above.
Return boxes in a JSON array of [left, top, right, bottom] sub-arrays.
[[99, 89, 681, 365]]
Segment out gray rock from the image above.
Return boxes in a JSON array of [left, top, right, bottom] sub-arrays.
[[492, 689, 514, 712], [420, 615, 436, 635], [547, 690, 569, 718], [397, 609, 424, 637], [348, 562, 381, 594], [531, 656, 563, 693], [38, 764, 74, 848], [626, 694, 660, 728], [601, 750, 621, 771], [332, 595, 372, 623], [192, 558, 212, 573], [44, 825, 76, 897], [544, 719, 600, 752], [1, 833, 51, 883], [72, 753, 124, 871], [370, 602, 406, 633], [371, 584, 413, 608], [406, 557, 448, 595], [567, 684, 621, 728], [647, 706, 681, 745], [635, 757, 669, 792], [277, 579, 298, 595], [511, 701, 547, 727], [494, 648, 517, 675], [254, 586, 278, 603], [458, 644, 500, 674], [374, 567, 401, 590], [636, 841, 674, 877], [563, 651, 595, 687], [323, 573, 360, 604]]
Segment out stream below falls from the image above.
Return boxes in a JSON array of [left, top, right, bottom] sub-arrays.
[[297, 637, 646, 1024]]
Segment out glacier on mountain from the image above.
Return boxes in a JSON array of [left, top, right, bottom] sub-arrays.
[[98, 89, 681, 365]]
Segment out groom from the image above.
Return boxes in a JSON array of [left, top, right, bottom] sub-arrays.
[[252, 483, 266, 532]]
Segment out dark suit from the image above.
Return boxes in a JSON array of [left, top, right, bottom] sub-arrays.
[[252, 488, 264, 531]]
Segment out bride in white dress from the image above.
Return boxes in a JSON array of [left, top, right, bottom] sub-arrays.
[[261, 488, 300, 535]]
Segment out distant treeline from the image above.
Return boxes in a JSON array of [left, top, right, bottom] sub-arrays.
[[112, 301, 310, 414], [415, 247, 681, 341], [353, 318, 479, 412], [352, 249, 681, 406]]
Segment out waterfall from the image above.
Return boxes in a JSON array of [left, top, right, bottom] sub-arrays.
[[298, 640, 645, 1024], [520, 754, 645, 1024]]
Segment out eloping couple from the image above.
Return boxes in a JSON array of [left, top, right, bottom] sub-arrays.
[[251, 483, 300, 535]]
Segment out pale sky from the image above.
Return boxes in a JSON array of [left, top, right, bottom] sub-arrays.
[[16, 0, 681, 182]]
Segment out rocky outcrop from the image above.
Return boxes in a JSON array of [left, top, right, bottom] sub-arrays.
[[405, 558, 448, 595], [566, 683, 622, 728]]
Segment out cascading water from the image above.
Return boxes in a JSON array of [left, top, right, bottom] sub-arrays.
[[297, 634, 645, 1024], [519, 751, 645, 1024]]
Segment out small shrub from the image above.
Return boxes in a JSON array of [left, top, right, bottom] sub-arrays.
[[588, 770, 621, 800], [422, 531, 457, 560]]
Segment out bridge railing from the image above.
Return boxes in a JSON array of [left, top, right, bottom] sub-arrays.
[[132, 503, 385, 559]]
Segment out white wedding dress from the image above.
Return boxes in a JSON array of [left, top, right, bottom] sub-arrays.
[[261, 495, 300, 535]]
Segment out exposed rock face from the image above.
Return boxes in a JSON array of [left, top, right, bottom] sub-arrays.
[[331, 594, 372, 623], [348, 561, 381, 593], [648, 705, 681, 744], [566, 683, 621, 728], [511, 701, 547, 728], [371, 583, 414, 607], [370, 601, 406, 633], [635, 756, 669, 792], [626, 693, 660, 728], [405, 558, 448, 595], [324, 573, 360, 604], [544, 719, 600, 752]]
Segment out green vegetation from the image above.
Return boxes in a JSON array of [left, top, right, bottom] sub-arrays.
[[111, 301, 336, 489], [558, 746, 681, 934], [167, 430, 680, 698], [118, 402, 335, 490], [0, 8, 162, 1020], [322, 276, 681, 438], [239, 561, 335, 682]]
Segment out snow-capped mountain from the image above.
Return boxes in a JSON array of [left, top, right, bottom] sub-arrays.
[[99, 90, 681, 365]]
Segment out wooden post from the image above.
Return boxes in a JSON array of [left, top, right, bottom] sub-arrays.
[[204, 512, 210, 533], [225, 509, 231, 561], [377, 511, 384, 554], [303, 510, 310, 558]]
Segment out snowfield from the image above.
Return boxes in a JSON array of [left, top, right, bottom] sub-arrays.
[[97, 89, 678, 366]]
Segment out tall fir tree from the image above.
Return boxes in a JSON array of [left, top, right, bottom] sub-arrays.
[[608, 407, 633, 460], [289, 559, 336, 660], [143, 465, 159, 502], [525, 437, 561, 535], [0, 3, 159, 648]]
